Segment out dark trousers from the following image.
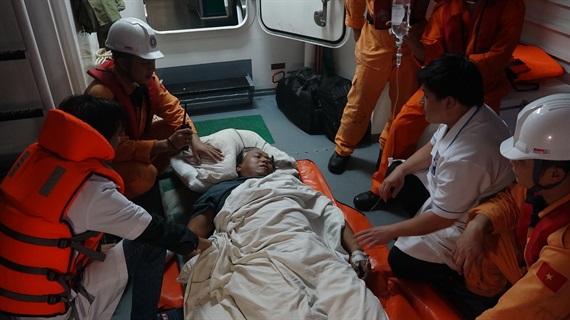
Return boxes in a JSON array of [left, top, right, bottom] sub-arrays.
[[385, 161, 450, 279], [386, 160, 430, 218], [386, 161, 500, 319], [123, 240, 165, 320]]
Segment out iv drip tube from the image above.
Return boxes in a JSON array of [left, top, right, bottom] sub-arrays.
[[396, 42, 403, 67]]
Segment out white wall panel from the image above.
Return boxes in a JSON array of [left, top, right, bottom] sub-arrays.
[[522, 0, 570, 71]]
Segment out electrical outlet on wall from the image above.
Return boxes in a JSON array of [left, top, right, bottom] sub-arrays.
[[271, 63, 286, 70], [271, 63, 286, 86]]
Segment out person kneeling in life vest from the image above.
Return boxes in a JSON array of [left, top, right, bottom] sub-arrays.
[[0, 95, 212, 320]]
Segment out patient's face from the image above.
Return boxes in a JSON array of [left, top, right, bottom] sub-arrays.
[[237, 148, 275, 177]]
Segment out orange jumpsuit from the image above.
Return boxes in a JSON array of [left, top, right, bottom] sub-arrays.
[[467, 185, 570, 320], [86, 60, 193, 199], [335, 0, 426, 155], [370, 0, 525, 194]]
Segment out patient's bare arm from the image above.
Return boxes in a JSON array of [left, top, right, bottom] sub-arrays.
[[187, 209, 216, 239], [182, 209, 216, 261], [342, 223, 371, 280]]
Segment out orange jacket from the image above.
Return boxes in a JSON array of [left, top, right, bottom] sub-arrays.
[[345, 0, 430, 65], [345, 0, 429, 29], [422, 0, 525, 107], [470, 186, 570, 319], [345, 0, 430, 30], [0, 109, 124, 317], [86, 60, 193, 164]]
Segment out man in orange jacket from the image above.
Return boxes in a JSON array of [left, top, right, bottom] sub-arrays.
[[452, 93, 570, 319], [354, 0, 525, 210], [327, 0, 430, 174], [86, 17, 223, 199]]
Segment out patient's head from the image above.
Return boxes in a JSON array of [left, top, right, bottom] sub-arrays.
[[236, 147, 275, 177]]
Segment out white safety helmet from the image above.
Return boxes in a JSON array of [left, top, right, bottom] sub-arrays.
[[105, 17, 164, 60], [500, 93, 570, 161]]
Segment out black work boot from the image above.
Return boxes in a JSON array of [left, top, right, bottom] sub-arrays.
[[353, 190, 383, 211], [328, 152, 350, 174]]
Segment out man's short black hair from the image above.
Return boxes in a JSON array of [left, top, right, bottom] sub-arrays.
[[417, 53, 484, 108], [58, 95, 125, 142], [236, 147, 259, 165]]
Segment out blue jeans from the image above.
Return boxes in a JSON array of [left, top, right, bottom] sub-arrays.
[[123, 239, 165, 320]]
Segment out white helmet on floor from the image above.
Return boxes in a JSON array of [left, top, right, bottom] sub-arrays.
[[105, 17, 164, 60], [500, 93, 570, 161]]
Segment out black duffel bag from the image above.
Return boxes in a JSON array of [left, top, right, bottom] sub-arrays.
[[318, 75, 371, 145], [276, 67, 323, 135]]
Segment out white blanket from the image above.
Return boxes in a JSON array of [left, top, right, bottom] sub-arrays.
[[178, 170, 387, 320]]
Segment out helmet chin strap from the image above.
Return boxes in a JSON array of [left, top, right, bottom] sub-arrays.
[[527, 159, 566, 193]]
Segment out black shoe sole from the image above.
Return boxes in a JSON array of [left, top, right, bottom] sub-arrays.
[[328, 154, 350, 174]]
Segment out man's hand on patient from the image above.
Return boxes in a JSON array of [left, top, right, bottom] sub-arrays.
[[189, 136, 224, 165], [355, 225, 395, 249]]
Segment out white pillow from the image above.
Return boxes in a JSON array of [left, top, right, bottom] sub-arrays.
[[170, 129, 297, 192]]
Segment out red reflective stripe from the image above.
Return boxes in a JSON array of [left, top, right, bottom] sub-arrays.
[[525, 201, 570, 265]]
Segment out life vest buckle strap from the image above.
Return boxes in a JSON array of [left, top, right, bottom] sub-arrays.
[[70, 241, 106, 262], [1, 226, 105, 260], [0, 221, 69, 248], [0, 286, 65, 304], [46, 294, 64, 305], [57, 238, 72, 248], [71, 230, 101, 242], [46, 269, 61, 282], [0, 256, 72, 296]]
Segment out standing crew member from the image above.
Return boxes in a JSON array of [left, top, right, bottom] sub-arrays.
[[327, 0, 430, 174]]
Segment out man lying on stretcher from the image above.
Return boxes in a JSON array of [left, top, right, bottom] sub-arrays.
[[185, 147, 371, 279]]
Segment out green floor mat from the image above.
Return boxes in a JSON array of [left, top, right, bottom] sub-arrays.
[[193, 114, 274, 143]]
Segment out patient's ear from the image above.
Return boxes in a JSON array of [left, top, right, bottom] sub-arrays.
[[236, 164, 242, 175]]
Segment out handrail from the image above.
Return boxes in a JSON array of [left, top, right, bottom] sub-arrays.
[[11, 0, 55, 111]]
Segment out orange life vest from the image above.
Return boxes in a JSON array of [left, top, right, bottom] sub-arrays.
[[0, 109, 124, 317], [87, 59, 160, 139]]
